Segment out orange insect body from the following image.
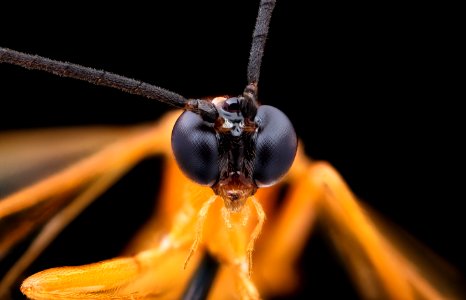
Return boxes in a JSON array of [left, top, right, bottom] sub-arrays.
[[0, 111, 459, 299]]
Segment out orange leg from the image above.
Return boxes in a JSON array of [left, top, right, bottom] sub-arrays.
[[252, 152, 320, 296], [257, 158, 415, 299], [20, 245, 204, 300], [0, 164, 129, 297], [309, 161, 414, 299], [0, 112, 178, 220], [254, 151, 461, 299], [318, 165, 464, 300]]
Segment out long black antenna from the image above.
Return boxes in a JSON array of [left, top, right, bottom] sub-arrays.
[[0, 47, 218, 121], [0, 47, 187, 107], [247, 0, 277, 87]]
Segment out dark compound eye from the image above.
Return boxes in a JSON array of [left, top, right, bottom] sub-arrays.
[[253, 105, 298, 187], [171, 111, 219, 186]]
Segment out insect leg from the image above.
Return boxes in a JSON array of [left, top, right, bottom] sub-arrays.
[[252, 152, 443, 299], [184, 195, 218, 269], [251, 152, 320, 296], [20, 245, 204, 300], [0, 161, 131, 298], [314, 162, 463, 300], [246, 197, 266, 277], [0, 123, 167, 220]]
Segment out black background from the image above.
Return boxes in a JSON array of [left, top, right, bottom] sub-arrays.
[[0, 1, 464, 299]]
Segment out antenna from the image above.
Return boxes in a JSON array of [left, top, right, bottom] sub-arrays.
[[247, 0, 277, 88], [0, 47, 218, 121], [242, 0, 277, 116]]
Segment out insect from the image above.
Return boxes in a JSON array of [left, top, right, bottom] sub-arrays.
[[0, 0, 466, 300]]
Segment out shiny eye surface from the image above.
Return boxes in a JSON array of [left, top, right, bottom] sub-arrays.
[[171, 111, 219, 186], [253, 105, 297, 187]]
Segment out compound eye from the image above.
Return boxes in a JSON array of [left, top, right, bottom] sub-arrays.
[[171, 111, 219, 186], [253, 105, 297, 187]]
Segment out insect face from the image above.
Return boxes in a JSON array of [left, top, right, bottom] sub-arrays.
[[172, 95, 297, 212]]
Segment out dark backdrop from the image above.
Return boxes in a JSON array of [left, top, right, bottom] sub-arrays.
[[0, 1, 463, 299]]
